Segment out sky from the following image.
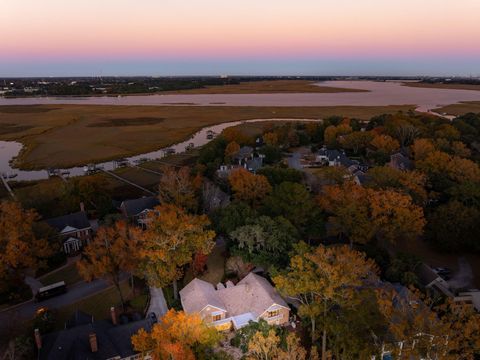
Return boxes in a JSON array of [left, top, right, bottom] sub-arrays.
[[1, 0, 479, 77]]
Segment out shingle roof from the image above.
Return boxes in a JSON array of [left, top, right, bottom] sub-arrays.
[[180, 278, 226, 313], [389, 153, 413, 171], [45, 211, 90, 232], [121, 196, 159, 217], [39, 314, 154, 360], [180, 273, 288, 319], [233, 146, 254, 160]]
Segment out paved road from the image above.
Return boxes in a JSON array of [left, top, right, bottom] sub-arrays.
[[0, 277, 112, 324]]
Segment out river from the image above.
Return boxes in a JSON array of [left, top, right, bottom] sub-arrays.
[[2, 80, 480, 182]]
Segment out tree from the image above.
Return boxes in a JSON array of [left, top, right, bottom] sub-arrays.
[[211, 201, 257, 235], [366, 166, 428, 205], [229, 215, 299, 268], [131, 309, 219, 360], [77, 221, 141, 311], [411, 138, 436, 162], [324, 124, 352, 148], [263, 182, 316, 230], [426, 201, 480, 251], [138, 204, 215, 298], [224, 141, 240, 162], [158, 166, 200, 211], [274, 243, 378, 360], [263, 132, 279, 146], [376, 288, 480, 360], [228, 168, 272, 207], [257, 166, 303, 187], [247, 329, 280, 360], [318, 182, 425, 246], [0, 201, 50, 292], [223, 127, 251, 145], [394, 123, 420, 148], [370, 134, 400, 159], [339, 131, 374, 154]]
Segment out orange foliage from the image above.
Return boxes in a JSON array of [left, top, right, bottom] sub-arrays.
[[228, 168, 272, 206], [131, 309, 219, 360], [263, 132, 279, 146], [370, 134, 400, 155], [224, 141, 240, 159]]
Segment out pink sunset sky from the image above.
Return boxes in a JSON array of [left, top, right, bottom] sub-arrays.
[[1, 0, 479, 76]]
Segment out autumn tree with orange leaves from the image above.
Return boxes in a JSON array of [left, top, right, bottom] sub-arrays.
[[274, 243, 378, 359], [131, 309, 219, 360], [77, 221, 142, 311], [318, 182, 425, 246], [0, 201, 51, 292], [224, 141, 241, 163], [138, 204, 215, 299], [158, 166, 201, 212], [228, 168, 272, 207], [376, 288, 480, 359]]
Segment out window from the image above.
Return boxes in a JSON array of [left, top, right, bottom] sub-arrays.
[[213, 314, 222, 322], [267, 310, 280, 318]]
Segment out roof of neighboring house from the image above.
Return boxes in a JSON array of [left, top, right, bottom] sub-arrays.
[[45, 211, 91, 232], [318, 148, 357, 167], [415, 263, 441, 287], [38, 312, 154, 360], [246, 157, 263, 172], [389, 153, 413, 171], [120, 196, 159, 217], [233, 146, 254, 160], [180, 273, 288, 319]]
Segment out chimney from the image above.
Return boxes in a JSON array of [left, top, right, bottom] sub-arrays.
[[80, 202, 85, 212], [89, 333, 98, 353], [110, 306, 117, 325], [34, 328, 42, 350]]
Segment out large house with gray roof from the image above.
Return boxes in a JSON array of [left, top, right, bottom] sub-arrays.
[[179, 273, 290, 330], [120, 196, 159, 228]]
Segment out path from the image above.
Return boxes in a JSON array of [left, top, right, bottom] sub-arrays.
[[147, 287, 168, 320], [134, 165, 163, 176], [99, 168, 156, 196], [0, 176, 16, 199]]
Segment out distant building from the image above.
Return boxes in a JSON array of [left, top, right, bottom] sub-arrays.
[[180, 273, 290, 331], [45, 210, 92, 255], [120, 196, 159, 228]]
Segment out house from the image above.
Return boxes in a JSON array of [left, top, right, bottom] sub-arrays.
[[45, 211, 92, 255], [415, 263, 454, 298], [120, 196, 159, 227], [316, 147, 358, 168], [36, 309, 155, 360], [453, 289, 480, 312], [216, 146, 264, 178], [180, 273, 290, 331], [388, 152, 413, 171], [233, 146, 254, 164]]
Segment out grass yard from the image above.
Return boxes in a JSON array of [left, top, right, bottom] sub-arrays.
[[433, 101, 480, 116], [39, 262, 83, 287], [165, 80, 369, 94], [0, 104, 414, 169], [54, 280, 147, 330]]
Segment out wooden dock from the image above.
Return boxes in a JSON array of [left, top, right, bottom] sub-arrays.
[[0, 176, 16, 199], [100, 169, 156, 196]]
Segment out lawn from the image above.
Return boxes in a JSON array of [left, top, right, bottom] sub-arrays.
[[54, 280, 147, 330], [38, 262, 83, 287], [0, 104, 414, 169], [433, 101, 480, 116]]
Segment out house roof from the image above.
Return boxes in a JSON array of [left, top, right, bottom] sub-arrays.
[[120, 196, 159, 217], [389, 153, 413, 171], [45, 212, 91, 232], [180, 273, 288, 319], [233, 146, 254, 160], [246, 157, 263, 172], [39, 313, 154, 360], [179, 278, 226, 313], [318, 148, 357, 168], [415, 263, 440, 287]]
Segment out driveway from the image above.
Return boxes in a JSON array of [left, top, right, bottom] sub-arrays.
[[147, 287, 168, 320]]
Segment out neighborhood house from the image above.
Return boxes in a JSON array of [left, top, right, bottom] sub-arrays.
[[180, 273, 290, 331], [45, 211, 92, 255], [120, 196, 159, 228]]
